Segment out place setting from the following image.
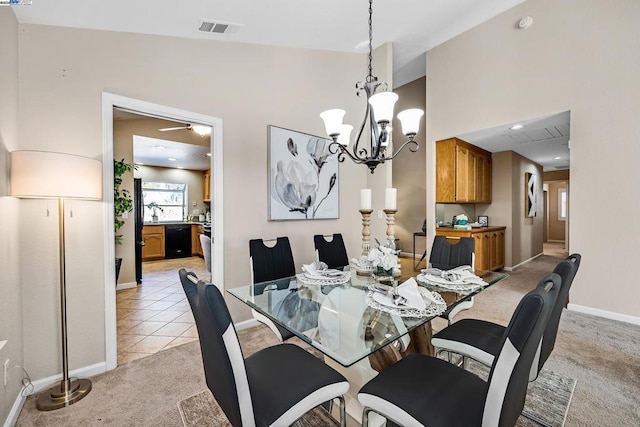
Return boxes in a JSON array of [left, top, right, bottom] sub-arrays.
[[416, 265, 487, 292], [296, 261, 351, 286], [365, 277, 447, 318]]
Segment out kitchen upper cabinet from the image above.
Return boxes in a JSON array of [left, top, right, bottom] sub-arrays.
[[203, 169, 211, 202], [436, 137, 492, 203], [476, 152, 492, 203], [142, 225, 165, 260]]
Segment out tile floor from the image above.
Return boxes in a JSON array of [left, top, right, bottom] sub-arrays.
[[116, 256, 208, 365]]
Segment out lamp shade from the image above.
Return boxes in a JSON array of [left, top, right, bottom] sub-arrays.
[[397, 108, 424, 136], [11, 151, 103, 199], [337, 124, 353, 146], [320, 109, 346, 136], [368, 92, 398, 123]]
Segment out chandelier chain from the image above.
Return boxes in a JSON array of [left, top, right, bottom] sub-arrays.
[[367, 0, 373, 82]]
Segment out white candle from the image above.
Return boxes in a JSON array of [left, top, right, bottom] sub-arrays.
[[385, 188, 397, 210], [360, 189, 372, 210]]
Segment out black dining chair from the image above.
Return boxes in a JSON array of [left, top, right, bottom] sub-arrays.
[[429, 236, 476, 325], [357, 272, 561, 427], [314, 233, 349, 270], [432, 254, 581, 381], [178, 269, 349, 427], [249, 237, 297, 342]]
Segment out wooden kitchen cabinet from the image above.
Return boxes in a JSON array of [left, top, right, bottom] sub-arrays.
[[203, 169, 211, 202], [435, 226, 506, 271], [191, 224, 204, 257], [436, 137, 492, 203], [142, 225, 165, 260]]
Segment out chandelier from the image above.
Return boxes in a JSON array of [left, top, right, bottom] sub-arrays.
[[320, 0, 424, 174]]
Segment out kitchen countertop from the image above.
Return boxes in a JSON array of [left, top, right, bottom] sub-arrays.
[[143, 222, 209, 226], [436, 225, 505, 235]]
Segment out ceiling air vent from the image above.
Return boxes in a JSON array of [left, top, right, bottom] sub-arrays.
[[197, 19, 242, 35]]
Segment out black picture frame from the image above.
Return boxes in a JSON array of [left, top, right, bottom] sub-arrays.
[[478, 215, 488, 226]]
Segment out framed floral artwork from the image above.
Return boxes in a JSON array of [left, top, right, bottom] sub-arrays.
[[268, 125, 339, 220]]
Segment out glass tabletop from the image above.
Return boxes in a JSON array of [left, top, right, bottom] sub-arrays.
[[227, 267, 507, 367]]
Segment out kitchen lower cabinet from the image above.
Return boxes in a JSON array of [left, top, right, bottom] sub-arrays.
[[191, 224, 204, 257], [435, 226, 506, 272], [142, 225, 165, 260]]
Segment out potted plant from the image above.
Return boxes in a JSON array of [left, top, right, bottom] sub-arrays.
[[114, 158, 134, 282], [145, 202, 164, 223]]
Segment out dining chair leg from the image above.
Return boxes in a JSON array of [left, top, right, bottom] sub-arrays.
[[362, 407, 372, 427], [338, 396, 346, 427]]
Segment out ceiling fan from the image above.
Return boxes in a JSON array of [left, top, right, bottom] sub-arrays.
[[158, 124, 211, 136]]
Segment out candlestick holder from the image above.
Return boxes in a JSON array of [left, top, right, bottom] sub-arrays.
[[383, 208, 398, 249], [359, 209, 373, 256], [355, 209, 374, 275], [384, 208, 401, 276]]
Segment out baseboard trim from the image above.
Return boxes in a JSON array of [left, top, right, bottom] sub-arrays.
[[4, 362, 107, 427], [503, 252, 543, 271], [116, 281, 137, 291], [30, 362, 107, 393], [234, 318, 260, 331], [567, 304, 640, 326], [4, 390, 26, 427]]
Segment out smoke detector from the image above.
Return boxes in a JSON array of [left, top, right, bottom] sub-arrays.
[[518, 16, 533, 29]]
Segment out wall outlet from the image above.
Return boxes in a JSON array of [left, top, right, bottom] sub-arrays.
[[122, 211, 128, 219], [3, 358, 8, 387]]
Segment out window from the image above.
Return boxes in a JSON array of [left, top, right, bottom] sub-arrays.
[[142, 182, 186, 222], [558, 188, 567, 221]]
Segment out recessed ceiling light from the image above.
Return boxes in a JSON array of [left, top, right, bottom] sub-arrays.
[[177, 166, 184, 169], [554, 156, 561, 160], [510, 124, 524, 130], [168, 158, 177, 161], [155, 145, 166, 150], [206, 153, 212, 157]]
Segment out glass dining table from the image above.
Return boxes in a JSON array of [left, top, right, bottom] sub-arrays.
[[228, 266, 508, 424], [227, 266, 507, 367]]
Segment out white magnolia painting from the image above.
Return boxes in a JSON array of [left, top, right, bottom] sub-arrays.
[[268, 125, 339, 220]]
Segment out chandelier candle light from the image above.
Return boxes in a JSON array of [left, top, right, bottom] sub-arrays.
[[320, 0, 424, 174]]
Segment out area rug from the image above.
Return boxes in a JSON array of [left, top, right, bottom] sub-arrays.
[[178, 390, 338, 427], [465, 357, 577, 427], [178, 359, 575, 427]]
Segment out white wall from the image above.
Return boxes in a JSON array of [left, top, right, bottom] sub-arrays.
[[16, 24, 375, 380], [426, 0, 640, 317], [0, 8, 24, 425]]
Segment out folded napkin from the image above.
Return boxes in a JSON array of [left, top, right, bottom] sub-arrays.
[[302, 262, 346, 280], [395, 278, 427, 310], [422, 265, 484, 285]]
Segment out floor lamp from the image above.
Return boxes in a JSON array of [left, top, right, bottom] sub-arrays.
[[11, 150, 102, 411]]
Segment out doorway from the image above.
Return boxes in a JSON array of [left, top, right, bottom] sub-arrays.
[[102, 93, 224, 370]]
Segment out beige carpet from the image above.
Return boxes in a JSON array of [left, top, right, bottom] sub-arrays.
[[177, 390, 338, 427], [15, 255, 640, 426]]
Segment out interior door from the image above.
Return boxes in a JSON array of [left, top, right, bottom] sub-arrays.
[[134, 178, 143, 284]]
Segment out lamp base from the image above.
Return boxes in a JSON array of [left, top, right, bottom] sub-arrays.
[[36, 378, 92, 411]]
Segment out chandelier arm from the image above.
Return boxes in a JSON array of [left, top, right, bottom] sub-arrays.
[[329, 142, 367, 164], [385, 140, 420, 161], [352, 104, 371, 160]]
